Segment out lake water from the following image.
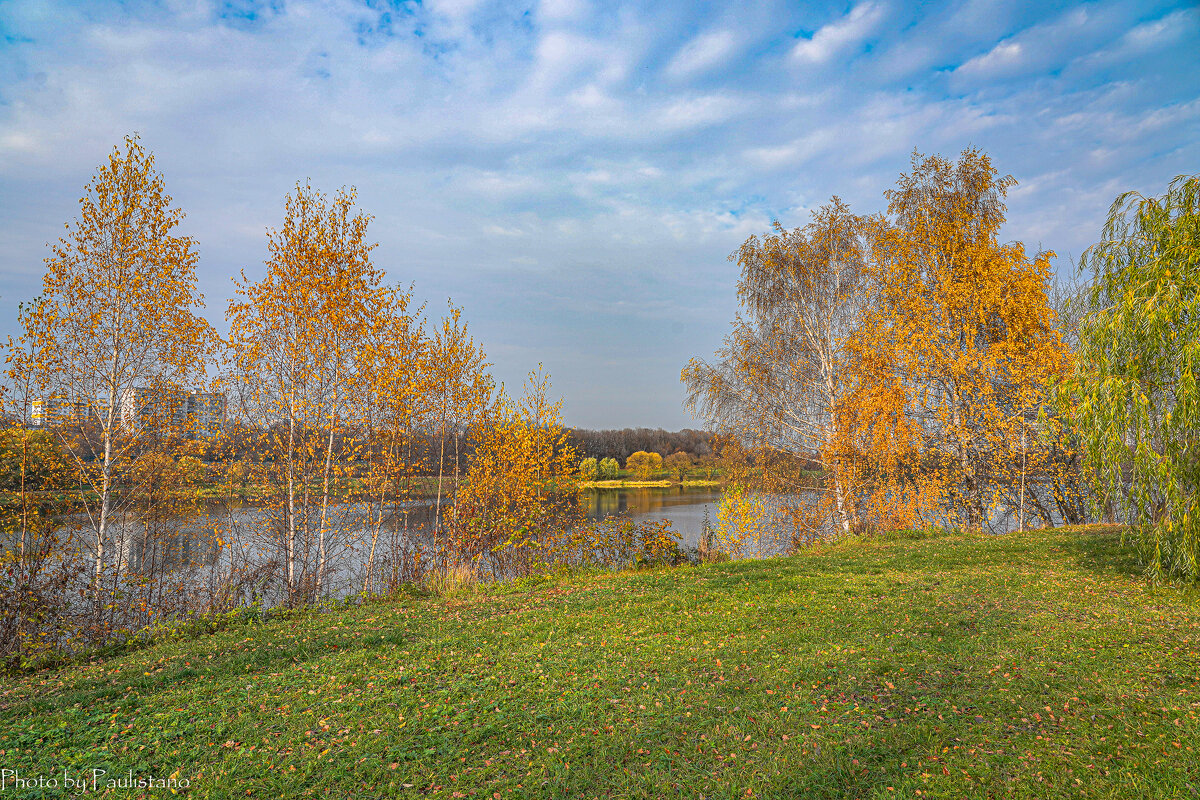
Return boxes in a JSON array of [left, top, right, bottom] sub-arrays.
[[69, 482, 1063, 588], [52, 488, 729, 607], [49, 483, 1082, 628], [583, 486, 724, 548]]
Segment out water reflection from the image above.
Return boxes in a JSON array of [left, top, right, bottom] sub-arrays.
[[583, 486, 724, 547]]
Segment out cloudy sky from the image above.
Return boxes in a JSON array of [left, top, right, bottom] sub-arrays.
[[1, 0, 1197, 429]]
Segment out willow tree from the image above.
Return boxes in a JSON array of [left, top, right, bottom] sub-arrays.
[[1068, 174, 1200, 579], [683, 197, 871, 537], [844, 149, 1068, 530], [19, 136, 216, 613]]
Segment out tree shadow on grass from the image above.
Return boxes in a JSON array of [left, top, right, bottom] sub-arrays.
[[1057, 527, 1145, 580], [8, 601, 439, 720]]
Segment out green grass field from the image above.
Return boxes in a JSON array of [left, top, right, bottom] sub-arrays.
[[2, 527, 1198, 798]]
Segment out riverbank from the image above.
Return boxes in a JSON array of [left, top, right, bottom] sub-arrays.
[[2, 525, 1197, 797], [9, 474, 724, 504], [579, 478, 724, 489]]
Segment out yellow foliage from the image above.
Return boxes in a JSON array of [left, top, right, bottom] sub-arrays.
[[447, 367, 580, 579], [837, 148, 1069, 531], [625, 451, 663, 480], [714, 484, 783, 560]]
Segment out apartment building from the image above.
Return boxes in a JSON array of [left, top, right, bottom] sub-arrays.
[[119, 387, 226, 437], [32, 388, 226, 438], [31, 396, 91, 427]]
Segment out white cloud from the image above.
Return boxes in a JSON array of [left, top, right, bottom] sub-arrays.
[[952, 6, 1119, 84], [0, 0, 1197, 427], [666, 29, 737, 79], [743, 129, 837, 169], [1121, 6, 1200, 51], [539, 0, 589, 24], [652, 93, 744, 131], [530, 30, 630, 90], [956, 40, 1023, 78], [423, 0, 486, 35], [1075, 8, 1199, 70], [0, 131, 42, 157], [452, 168, 544, 199], [791, 2, 884, 64], [483, 223, 526, 237]]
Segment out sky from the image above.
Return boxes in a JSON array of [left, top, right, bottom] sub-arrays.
[[1, 0, 1197, 429]]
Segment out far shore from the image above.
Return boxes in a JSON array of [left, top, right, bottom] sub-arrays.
[[578, 478, 724, 489]]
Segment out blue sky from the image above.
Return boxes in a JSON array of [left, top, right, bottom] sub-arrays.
[[1, 0, 1197, 428]]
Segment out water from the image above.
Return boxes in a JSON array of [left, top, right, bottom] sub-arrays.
[[583, 486, 724, 548], [50, 490, 728, 605], [64, 484, 1069, 593]]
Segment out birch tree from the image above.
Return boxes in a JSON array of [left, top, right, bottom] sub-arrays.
[[20, 136, 215, 617], [227, 182, 386, 603], [845, 148, 1068, 530], [425, 303, 493, 564], [355, 287, 426, 593], [447, 368, 578, 579], [683, 197, 871, 537]]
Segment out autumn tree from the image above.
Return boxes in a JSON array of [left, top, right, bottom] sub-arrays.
[[424, 302, 493, 561], [0, 424, 76, 665], [17, 136, 216, 615], [1066, 173, 1200, 579], [121, 450, 208, 626], [447, 368, 579, 579], [979, 274, 1093, 530], [684, 198, 872, 536], [579, 457, 599, 481], [626, 450, 663, 480], [664, 451, 693, 482], [228, 182, 388, 603], [598, 457, 619, 480], [842, 149, 1068, 531], [352, 286, 428, 593]]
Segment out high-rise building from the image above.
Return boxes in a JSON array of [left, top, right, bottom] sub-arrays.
[[32, 388, 226, 438], [118, 387, 226, 438], [119, 387, 188, 431], [184, 392, 226, 437], [31, 396, 90, 427]]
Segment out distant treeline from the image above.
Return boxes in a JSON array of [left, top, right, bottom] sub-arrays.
[[566, 428, 716, 462], [63, 423, 718, 477]]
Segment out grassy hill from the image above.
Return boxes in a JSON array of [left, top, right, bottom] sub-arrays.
[[1, 527, 1198, 799]]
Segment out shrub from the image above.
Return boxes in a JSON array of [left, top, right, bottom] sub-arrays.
[[626, 451, 663, 480], [551, 518, 681, 570], [579, 457, 599, 481]]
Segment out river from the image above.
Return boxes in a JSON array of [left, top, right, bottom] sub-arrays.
[[583, 485, 724, 548]]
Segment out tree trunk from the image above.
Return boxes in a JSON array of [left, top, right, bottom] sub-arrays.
[[316, 410, 337, 597], [433, 396, 448, 570], [286, 393, 298, 605]]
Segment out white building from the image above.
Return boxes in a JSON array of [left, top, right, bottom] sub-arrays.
[[184, 392, 226, 437], [118, 387, 226, 438], [31, 396, 90, 427], [32, 388, 226, 438]]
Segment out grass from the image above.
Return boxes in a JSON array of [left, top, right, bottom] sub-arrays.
[[1, 526, 1198, 798], [581, 479, 676, 488]]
